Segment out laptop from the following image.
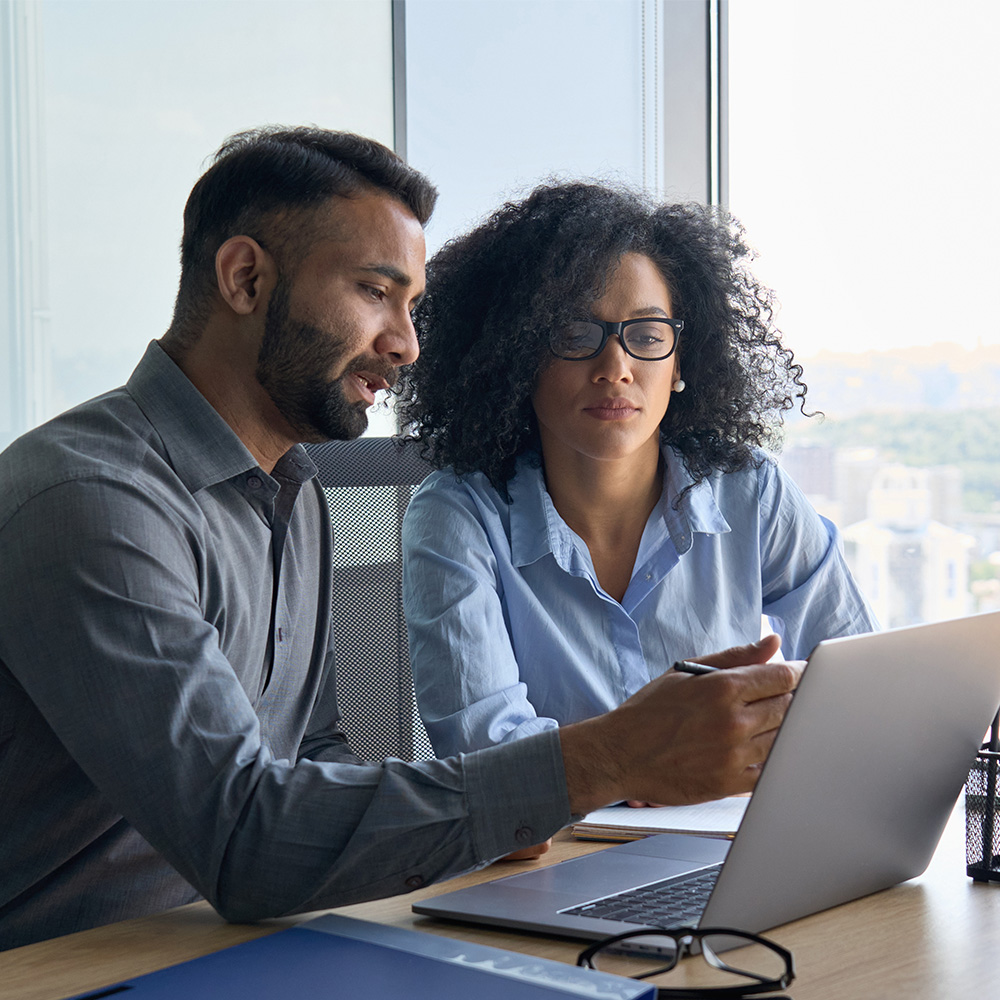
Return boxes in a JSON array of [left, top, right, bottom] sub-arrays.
[[414, 612, 1000, 947]]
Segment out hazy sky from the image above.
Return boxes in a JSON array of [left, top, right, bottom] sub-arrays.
[[32, 0, 999, 429], [406, 0, 1000, 359], [39, 0, 394, 417], [728, 0, 1000, 357]]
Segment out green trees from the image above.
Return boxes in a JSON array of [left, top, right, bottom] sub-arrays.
[[785, 409, 1000, 513]]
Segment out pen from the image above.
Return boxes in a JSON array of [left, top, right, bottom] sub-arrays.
[[672, 660, 720, 676]]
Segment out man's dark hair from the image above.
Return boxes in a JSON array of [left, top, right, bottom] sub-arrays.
[[165, 125, 437, 346], [398, 181, 807, 496]]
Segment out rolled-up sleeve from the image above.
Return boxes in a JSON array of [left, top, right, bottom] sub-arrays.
[[757, 460, 879, 657], [403, 478, 559, 757]]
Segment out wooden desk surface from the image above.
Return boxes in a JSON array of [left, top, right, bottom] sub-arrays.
[[4, 804, 1000, 999]]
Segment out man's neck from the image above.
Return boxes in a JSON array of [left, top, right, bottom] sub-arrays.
[[160, 330, 298, 475]]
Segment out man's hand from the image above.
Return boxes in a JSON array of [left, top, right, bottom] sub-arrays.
[[498, 838, 553, 862], [559, 636, 803, 816]]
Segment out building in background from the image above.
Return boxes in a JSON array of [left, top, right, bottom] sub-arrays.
[[780, 443, 989, 627], [841, 465, 974, 628]]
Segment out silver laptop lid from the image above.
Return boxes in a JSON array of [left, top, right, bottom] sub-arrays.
[[701, 611, 1000, 932]]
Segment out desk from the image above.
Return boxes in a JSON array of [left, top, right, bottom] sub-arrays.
[[4, 804, 1000, 999]]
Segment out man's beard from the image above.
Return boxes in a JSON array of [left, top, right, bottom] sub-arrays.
[[255, 278, 372, 442]]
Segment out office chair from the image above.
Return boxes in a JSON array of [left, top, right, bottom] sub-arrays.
[[306, 436, 435, 762]]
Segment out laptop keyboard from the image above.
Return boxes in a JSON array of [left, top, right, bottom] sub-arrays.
[[561, 863, 722, 927]]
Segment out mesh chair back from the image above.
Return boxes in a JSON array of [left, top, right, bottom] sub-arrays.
[[306, 437, 435, 762]]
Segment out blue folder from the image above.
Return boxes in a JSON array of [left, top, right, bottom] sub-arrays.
[[67, 912, 655, 1000]]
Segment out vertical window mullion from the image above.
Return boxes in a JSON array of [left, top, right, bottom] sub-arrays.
[[1, 0, 50, 450], [660, 0, 726, 206]]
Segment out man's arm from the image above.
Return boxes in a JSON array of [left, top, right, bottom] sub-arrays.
[[0, 477, 571, 927], [559, 636, 798, 815]]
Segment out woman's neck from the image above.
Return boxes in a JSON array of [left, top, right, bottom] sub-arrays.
[[542, 438, 663, 602]]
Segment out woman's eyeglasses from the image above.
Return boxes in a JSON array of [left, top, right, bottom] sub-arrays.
[[576, 925, 795, 999], [549, 317, 683, 361]]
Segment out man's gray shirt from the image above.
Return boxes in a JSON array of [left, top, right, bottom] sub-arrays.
[[0, 342, 571, 950]]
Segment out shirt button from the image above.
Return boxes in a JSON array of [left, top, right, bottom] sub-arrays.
[[405, 874, 424, 889], [247, 475, 263, 490], [515, 825, 534, 845], [645, 573, 652, 581]]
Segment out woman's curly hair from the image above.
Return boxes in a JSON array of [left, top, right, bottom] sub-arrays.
[[397, 182, 806, 495]]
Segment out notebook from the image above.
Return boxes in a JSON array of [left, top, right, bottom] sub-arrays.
[[414, 612, 1000, 948], [67, 912, 656, 999], [572, 797, 749, 842]]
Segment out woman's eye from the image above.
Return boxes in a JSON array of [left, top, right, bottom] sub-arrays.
[[627, 323, 668, 347]]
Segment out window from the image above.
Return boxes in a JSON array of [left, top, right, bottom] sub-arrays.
[[728, 0, 1000, 626], [4, 0, 728, 443], [1, 0, 395, 449], [402, 0, 722, 251]]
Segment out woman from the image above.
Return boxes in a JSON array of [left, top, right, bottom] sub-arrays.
[[398, 182, 876, 760]]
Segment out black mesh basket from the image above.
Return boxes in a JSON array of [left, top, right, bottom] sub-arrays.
[[967, 709, 1000, 882]]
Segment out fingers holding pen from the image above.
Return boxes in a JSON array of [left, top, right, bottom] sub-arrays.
[[560, 648, 804, 815], [685, 661, 801, 745], [686, 659, 806, 785], [640, 660, 799, 793], [687, 634, 782, 670], [674, 654, 804, 702]]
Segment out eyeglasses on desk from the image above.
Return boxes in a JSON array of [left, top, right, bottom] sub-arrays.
[[576, 925, 795, 999]]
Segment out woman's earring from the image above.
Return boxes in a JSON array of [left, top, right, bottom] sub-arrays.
[[672, 379, 686, 393]]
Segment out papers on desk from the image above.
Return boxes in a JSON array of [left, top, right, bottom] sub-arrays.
[[572, 797, 749, 841], [66, 913, 657, 1000]]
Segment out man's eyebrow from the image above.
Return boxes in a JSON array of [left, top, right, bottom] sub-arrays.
[[360, 264, 412, 287]]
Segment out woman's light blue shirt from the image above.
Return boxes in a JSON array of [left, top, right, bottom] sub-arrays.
[[402, 447, 878, 757]]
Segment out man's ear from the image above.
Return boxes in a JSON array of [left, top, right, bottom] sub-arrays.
[[215, 236, 275, 316]]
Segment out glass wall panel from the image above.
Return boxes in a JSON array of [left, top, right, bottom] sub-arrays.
[[729, 0, 1000, 626], [404, 0, 649, 252], [2, 0, 394, 447]]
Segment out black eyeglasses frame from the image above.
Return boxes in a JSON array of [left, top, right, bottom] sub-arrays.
[[576, 925, 795, 999], [549, 317, 684, 362]]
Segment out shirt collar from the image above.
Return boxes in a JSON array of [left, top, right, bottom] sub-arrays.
[[656, 445, 731, 555], [507, 455, 555, 569], [507, 445, 730, 568], [125, 341, 316, 493]]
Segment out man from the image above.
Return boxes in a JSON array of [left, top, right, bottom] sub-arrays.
[[0, 127, 797, 951]]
